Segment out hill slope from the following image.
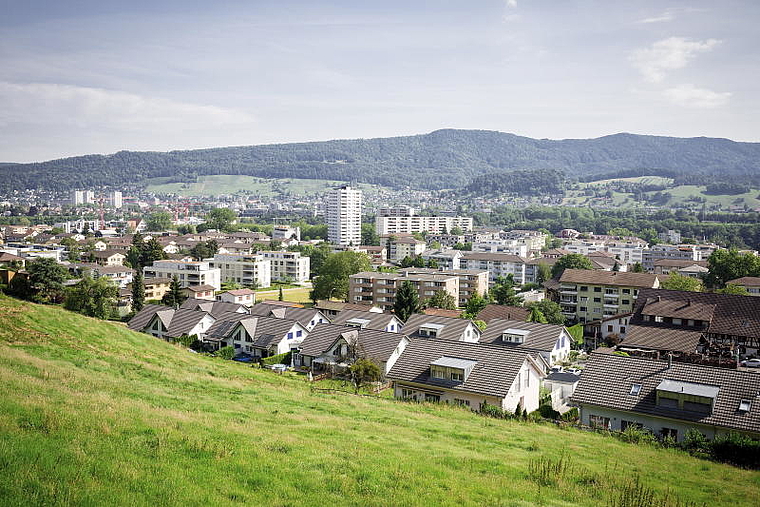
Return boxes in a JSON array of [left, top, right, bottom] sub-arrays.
[[2, 129, 760, 192], [0, 296, 757, 506]]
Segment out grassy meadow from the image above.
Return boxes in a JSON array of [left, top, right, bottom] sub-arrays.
[[0, 295, 758, 506]]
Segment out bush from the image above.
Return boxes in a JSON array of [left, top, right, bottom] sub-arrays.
[[261, 351, 292, 366], [709, 432, 760, 469], [480, 402, 509, 420], [173, 334, 197, 348], [217, 346, 235, 360], [560, 408, 579, 422], [681, 429, 710, 455], [619, 426, 658, 445]]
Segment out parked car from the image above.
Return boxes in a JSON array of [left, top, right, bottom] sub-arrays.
[[740, 358, 760, 368], [566, 368, 582, 375]]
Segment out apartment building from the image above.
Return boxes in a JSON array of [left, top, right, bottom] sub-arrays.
[[501, 230, 547, 253], [326, 186, 362, 246], [378, 205, 416, 217], [382, 234, 426, 262], [472, 239, 528, 257], [459, 252, 529, 285], [425, 233, 465, 248], [144, 259, 221, 290], [109, 191, 123, 209], [555, 269, 661, 323], [420, 249, 463, 270], [400, 267, 488, 307], [375, 215, 473, 235], [349, 271, 459, 312], [208, 253, 271, 288], [260, 251, 310, 283], [642, 244, 718, 271]]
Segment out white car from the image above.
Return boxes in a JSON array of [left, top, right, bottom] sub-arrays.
[[741, 358, 760, 368]]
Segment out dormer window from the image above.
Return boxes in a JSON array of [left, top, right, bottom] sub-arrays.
[[429, 356, 477, 383], [739, 399, 752, 412], [502, 328, 530, 344], [346, 318, 370, 329], [419, 323, 445, 337], [656, 379, 718, 415]]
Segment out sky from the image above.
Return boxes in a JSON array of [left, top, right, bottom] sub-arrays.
[[1, 0, 758, 162]]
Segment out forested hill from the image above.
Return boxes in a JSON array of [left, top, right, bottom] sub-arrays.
[[3, 129, 760, 192]]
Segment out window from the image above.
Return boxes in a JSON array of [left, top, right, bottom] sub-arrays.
[[739, 399, 752, 412], [401, 388, 416, 400], [432, 367, 446, 379], [672, 318, 682, 325], [296, 330, 302, 337], [524, 371, 530, 388], [580, 286, 588, 292], [515, 372, 522, 391], [622, 288, 630, 294], [621, 420, 643, 431], [593, 287, 601, 292], [594, 297, 601, 303], [607, 325, 614, 332], [287, 332, 293, 339], [660, 428, 678, 440], [630, 384, 642, 396], [654, 316, 664, 323], [580, 306, 587, 312], [620, 326, 626, 334], [453, 398, 470, 407], [451, 371, 463, 382], [589, 415, 611, 430]]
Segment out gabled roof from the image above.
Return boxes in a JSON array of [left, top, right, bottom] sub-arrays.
[[330, 309, 400, 331], [233, 316, 302, 348], [572, 352, 760, 434], [620, 325, 704, 353], [559, 269, 660, 288], [727, 276, 760, 287], [205, 312, 252, 340], [476, 304, 529, 324], [298, 322, 406, 364], [180, 299, 248, 318], [402, 313, 477, 341], [165, 309, 212, 338], [249, 302, 329, 327], [479, 319, 567, 353], [183, 284, 216, 292], [387, 339, 543, 399], [423, 308, 462, 318], [639, 298, 715, 321], [223, 288, 256, 296], [127, 304, 168, 331]]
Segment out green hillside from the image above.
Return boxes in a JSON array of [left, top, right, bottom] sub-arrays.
[[0, 295, 757, 506]]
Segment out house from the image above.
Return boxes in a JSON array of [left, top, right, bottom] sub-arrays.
[[216, 288, 256, 307], [420, 249, 463, 270], [92, 249, 126, 267], [479, 319, 574, 365], [144, 259, 221, 290], [349, 271, 459, 312], [402, 313, 481, 343], [248, 302, 330, 331], [400, 267, 488, 307], [180, 299, 249, 318], [208, 253, 271, 289], [726, 276, 760, 296], [259, 251, 310, 283], [181, 284, 216, 301], [128, 305, 215, 341], [205, 315, 308, 357], [555, 269, 662, 323], [329, 309, 403, 333], [381, 234, 427, 263], [476, 304, 529, 324], [89, 265, 134, 288], [387, 338, 545, 413], [294, 322, 410, 375], [543, 372, 580, 414], [314, 300, 383, 317], [142, 277, 172, 301], [653, 259, 709, 278], [0, 252, 25, 268], [572, 351, 760, 442], [459, 252, 530, 285], [583, 313, 632, 346]]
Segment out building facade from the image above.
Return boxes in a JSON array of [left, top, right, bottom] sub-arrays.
[[326, 186, 362, 246], [144, 260, 221, 290]]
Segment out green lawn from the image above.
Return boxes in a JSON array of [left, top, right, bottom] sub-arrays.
[[0, 295, 758, 506], [144, 175, 389, 197], [256, 286, 313, 304]]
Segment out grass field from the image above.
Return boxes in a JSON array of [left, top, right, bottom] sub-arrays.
[[144, 175, 389, 197], [255, 286, 313, 304], [0, 295, 758, 506]]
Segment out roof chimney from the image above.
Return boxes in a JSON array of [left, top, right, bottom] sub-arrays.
[[656, 296, 661, 302], [667, 353, 673, 369]]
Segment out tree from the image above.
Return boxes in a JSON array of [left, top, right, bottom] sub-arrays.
[[162, 275, 186, 307], [399, 255, 414, 268], [310, 251, 371, 301], [535, 262, 552, 287], [425, 289, 457, 310], [64, 274, 118, 319], [631, 262, 644, 273], [660, 272, 705, 292], [132, 269, 145, 312], [361, 223, 379, 246], [126, 231, 144, 268], [140, 238, 166, 267], [706, 248, 760, 288], [426, 258, 439, 269], [25, 258, 68, 304], [393, 280, 422, 322], [278, 286, 284, 301], [146, 211, 173, 231], [526, 300, 565, 325], [527, 306, 548, 323], [189, 240, 219, 261], [490, 276, 523, 306], [612, 262, 620, 272], [550, 254, 594, 279], [450, 226, 464, 236], [347, 358, 382, 394], [203, 208, 237, 232], [716, 283, 750, 295], [462, 293, 488, 319]]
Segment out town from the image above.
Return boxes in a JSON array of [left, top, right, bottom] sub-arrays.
[[2, 183, 759, 460]]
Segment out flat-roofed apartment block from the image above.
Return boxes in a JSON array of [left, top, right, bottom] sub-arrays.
[[400, 267, 488, 307], [459, 252, 529, 286], [375, 214, 473, 235], [349, 271, 459, 312], [556, 269, 661, 324], [381, 234, 426, 263], [642, 243, 718, 271], [144, 259, 222, 290], [259, 251, 310, 283], [326, 186, 362, 246], [208, 253, 271, 288]]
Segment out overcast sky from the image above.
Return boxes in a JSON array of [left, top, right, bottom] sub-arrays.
[[1, 0, 758, 162]]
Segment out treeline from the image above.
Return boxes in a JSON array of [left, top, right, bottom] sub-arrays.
[[464, 168, 566, 196], [2, 129, 760, 192]]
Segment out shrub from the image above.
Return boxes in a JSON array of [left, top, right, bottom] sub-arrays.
[[480, 402, 509, 420], [261, 351, 292, 366], [173, 334, 197, 348], [709, 432, 760, 469], [560, 408, 578, 422], [619, 426, 658, 446], [217, 346, 235, 360], [681, 429, 709, 455]]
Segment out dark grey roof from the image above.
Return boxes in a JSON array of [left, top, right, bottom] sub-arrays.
[[206, 314, 302, 348], [620, 325, 703, 354], [387, 339, 543, 399], [476, 304, 529, 324], [205, 312, 251, 340], [480, 319, 567, 353], [402, 313, 478, 341], [545, 372, 581, 383], [180, 299, 248, 318], [571, 352, 760, 434], [127, 304, 168, 331], [249, 302, 329, 327], [298, 322, 406, 364], [331, 309, 399, 331], [165, 309, 212, 338]]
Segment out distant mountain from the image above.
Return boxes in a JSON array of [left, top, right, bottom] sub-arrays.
[[2, 129, 760, 192]]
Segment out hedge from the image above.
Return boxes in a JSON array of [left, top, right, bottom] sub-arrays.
[[261, 351, 292, 366]]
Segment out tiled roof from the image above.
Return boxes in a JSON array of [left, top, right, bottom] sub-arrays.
[[249, 303, 328, 327], [298, 323, 405, 364], [423, 308, 462, 318], [183, 284, 216, 292], [402, 313, 477, 341], [205, 314, 300, 347], [545, 372, 581, 383], [180, 299, 248, 318], [205, 312, 251, 340], [127, 304, 167, 331], [620, 325, 704, 353], [572, 352, 760, 434], [224, 288, 256, 296], [640, 298, 715, 321], [480, 319, 566, 353], [387, 339, 542, 399], [461, 252, 528, 263], [331, 309, 399, 331], [728, 277, 760, 287], [559, 269, 660, 288], [165, 309, 212, 338], [476, 304, 529, 324], [633, 288, 760, 340]]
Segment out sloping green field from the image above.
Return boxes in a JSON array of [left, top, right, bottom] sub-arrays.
[[0, 296, 757, 506]]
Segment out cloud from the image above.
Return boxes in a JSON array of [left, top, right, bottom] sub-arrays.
[[638, 12, 675, 24], [505, 0, 517, 7], [663, 84, 731, 108], [630, 37, 720, 83], [0, 81, 255, 130]]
